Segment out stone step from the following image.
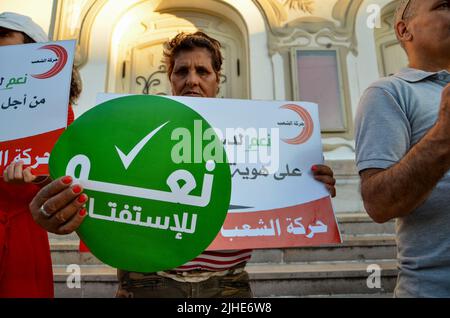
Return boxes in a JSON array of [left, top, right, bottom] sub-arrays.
[[336, 213, 395, 235], [247, 260, 397, 297], [48, 232, 79, 242], [325, 159, 358, 178], [250, 235, 396, 264], [50, 234, 396, 266], [53, 260, 397, 298], [54, 265, 117, 298]]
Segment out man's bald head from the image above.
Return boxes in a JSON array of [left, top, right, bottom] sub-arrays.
[[392, 0, 450, 70], [395, 0, 415, 24]]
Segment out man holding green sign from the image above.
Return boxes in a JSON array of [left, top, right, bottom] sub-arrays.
[[29, 32, 336, 298]]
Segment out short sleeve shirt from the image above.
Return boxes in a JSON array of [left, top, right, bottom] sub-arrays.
[[355, 68, 450, 297]]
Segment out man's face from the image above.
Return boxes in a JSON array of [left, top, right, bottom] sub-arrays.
[[407, 0, 450, 56], [0, 27, 26, 46], [170, 47, 219, 98]]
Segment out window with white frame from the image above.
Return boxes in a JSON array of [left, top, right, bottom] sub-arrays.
[[291, 49, 348, 133]]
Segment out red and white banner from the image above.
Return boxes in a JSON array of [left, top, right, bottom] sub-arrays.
[[0, 40, 75, 175], [98, 94, 342, 249], [208, 197, 340, 249], [169, 96, 342, 250]]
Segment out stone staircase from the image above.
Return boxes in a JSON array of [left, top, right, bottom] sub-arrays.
[[50, 160, 398, 298], [50, 213, 397, 298], [247, 215, 397, 298]]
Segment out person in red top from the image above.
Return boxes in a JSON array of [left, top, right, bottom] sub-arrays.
[[0, 12, 82, 297]]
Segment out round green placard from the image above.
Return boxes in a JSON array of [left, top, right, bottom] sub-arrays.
[[50, 95, 231, 272]]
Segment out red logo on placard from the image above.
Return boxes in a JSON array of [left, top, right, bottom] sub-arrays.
[[280, 104, 314, 145], [31, 44, 68, 79]]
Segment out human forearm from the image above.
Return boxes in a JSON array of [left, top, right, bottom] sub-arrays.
[[361, 120, 450, 223]]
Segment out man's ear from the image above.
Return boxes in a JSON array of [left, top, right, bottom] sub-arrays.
[[396, 21, 413, 43]]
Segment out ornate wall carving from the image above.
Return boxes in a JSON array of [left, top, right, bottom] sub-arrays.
[[52, 0, 247, 98], [254, 0, 364, 55], [253, 0, 364, 141]]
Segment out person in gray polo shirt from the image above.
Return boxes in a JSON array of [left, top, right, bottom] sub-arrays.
[[355, 0, 450, 297]]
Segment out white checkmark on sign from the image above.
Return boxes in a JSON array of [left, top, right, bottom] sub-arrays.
[[115, 121, 170, 170]]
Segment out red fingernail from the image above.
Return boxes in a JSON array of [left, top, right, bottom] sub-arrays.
[[311, 165, 317, 171], [79, 208, 87, 216], [77, 194, 87, 204], [72, 185, 82, 194], [62, 176, 73, 184]]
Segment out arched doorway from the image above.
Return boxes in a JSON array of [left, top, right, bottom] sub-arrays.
[[107, 2, 249, 99]]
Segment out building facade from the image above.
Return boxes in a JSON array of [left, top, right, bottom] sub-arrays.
[[1, 0, 408, 211]]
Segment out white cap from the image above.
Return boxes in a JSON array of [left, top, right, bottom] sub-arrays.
[[0, 12, 48, 43]]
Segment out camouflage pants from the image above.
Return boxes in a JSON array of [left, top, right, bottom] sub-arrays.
[[116, 269, 253, 298]]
